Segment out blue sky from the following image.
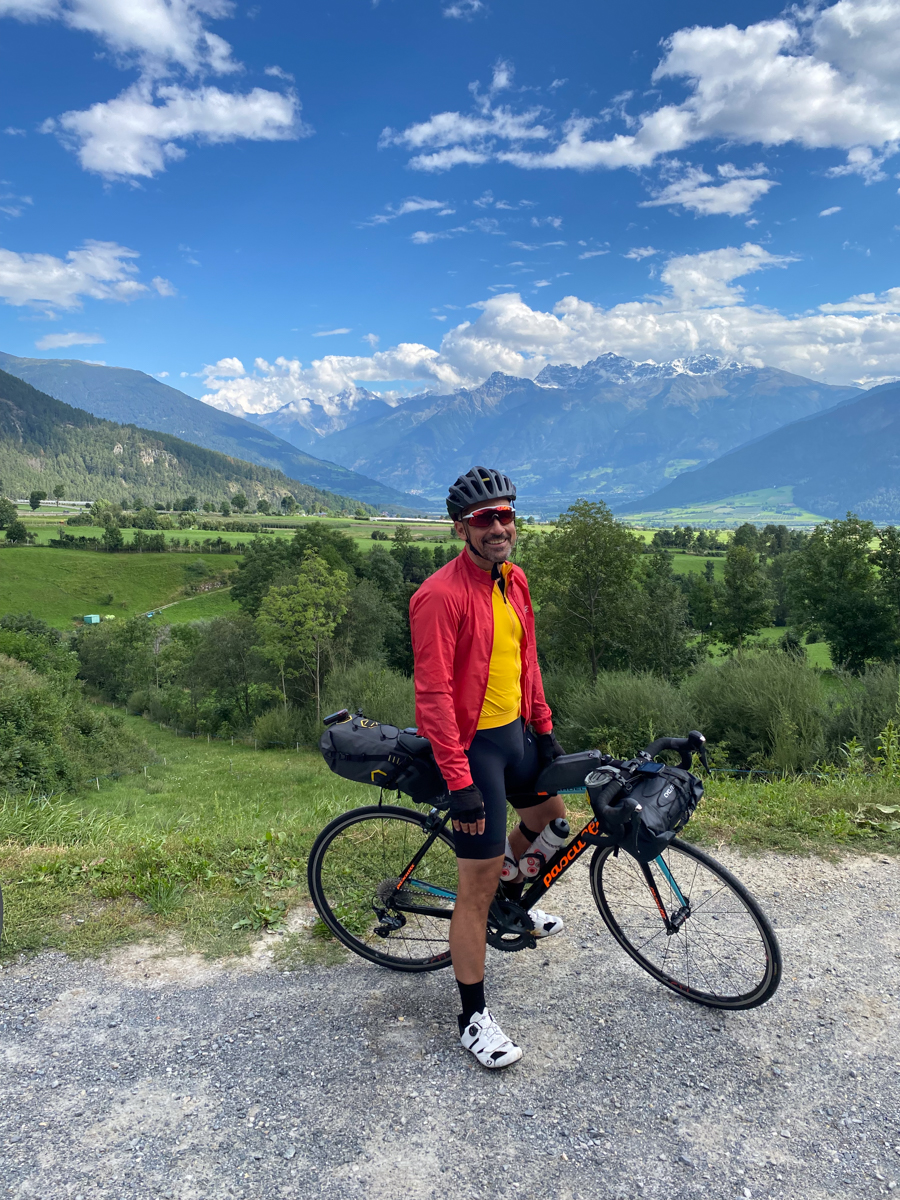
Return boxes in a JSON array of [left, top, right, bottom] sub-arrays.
[[2, 0, 900, 415]]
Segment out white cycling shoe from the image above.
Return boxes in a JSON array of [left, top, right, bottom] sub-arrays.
[[459, 1009, 523, 1070], [528, 907, 564, 938]]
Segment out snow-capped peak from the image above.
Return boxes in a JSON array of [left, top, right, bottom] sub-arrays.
[[535, 352, 748, 388]]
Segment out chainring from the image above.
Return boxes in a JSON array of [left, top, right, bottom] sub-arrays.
[[486, 897, 537, 952]]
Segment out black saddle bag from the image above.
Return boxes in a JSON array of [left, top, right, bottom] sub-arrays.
[[319, 713, 446, 805], [534, 750, 606, 795], [586, 760, 703, 863]]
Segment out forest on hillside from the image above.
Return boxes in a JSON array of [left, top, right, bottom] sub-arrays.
[[0, 368, 372, 515]]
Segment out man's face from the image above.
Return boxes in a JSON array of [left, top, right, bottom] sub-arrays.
[[453, 502, 517, 566]]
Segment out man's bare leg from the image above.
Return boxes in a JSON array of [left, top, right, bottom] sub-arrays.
[[508, 793, 566, 860], [449, 855, 504, 983]]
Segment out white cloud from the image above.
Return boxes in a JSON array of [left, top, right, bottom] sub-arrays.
[[624, 246, 658, 260], [156, 370, 169, 377], [152, 275, 176, 295], [389, 2, 900, 186], [640, 163, 777, 216], [362, 333, 379, 347], [34, 330, 104, 349], [0, 0, 239, 75], [48, 82, 303, 179], [3, 126, 26, 136], [312, 327, 351, 337], [0, 239, 168, 309], [367, 196, 454, 225], [579, 249, 608, 259], [0, 190, 32, 218], [820, 205, 842, 216], [264, 65, 294, 82], [443, 0, 483, 18], [199, 240, 900, 410], [411, 229, 455, 244]]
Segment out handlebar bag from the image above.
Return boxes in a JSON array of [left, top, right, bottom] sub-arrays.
[[319, 713, 446, 805], [626, 762, 704, 862]]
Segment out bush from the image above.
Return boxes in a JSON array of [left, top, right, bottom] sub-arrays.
[[252, 705, 305, 749], [826, 663, 900, 755], [545, 669, 695, 758], [685, 651, 828, 772], [321, 659, 416, 730]]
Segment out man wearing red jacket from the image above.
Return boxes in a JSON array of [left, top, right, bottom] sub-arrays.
[[409, 466, 567, 1069]]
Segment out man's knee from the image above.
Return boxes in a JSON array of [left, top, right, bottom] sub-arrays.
[[456, 856, 503, 906]]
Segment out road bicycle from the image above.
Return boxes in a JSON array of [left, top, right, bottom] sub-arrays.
[[308, 733, 782, 1010]]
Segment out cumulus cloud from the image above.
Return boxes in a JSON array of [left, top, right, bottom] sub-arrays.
[[387, 1, 900, 186], [820, 205, 842, 216], [624, 246, 658, 260], [47, 82, 303, 179], [0, 0, 239, 75], [2, 0, 306, 178], [198, 241, 900, 414], [0, 239, 169, 309], [34, 330, 104, 349], [640, 163, 777, 216]]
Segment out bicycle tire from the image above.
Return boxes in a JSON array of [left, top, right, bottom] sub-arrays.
[[591, 839, 782, 1010], [307, 805, 457, 973]]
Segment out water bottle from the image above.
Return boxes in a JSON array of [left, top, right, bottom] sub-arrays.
[[519, 818, 570, 878], [500, 837, 520, 883]]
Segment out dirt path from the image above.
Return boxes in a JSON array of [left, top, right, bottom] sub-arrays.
[[1, 850, 898, 1200]]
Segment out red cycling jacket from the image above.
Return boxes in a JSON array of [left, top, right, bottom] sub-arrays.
[[409, 548, 554, 791]]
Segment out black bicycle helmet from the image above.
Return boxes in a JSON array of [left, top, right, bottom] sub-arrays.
[[446, 466, 516, 518]]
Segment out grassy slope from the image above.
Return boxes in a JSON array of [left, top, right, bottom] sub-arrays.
[[0, 547, 235, 627], [624, 486, 827, 530], [1, 715, 896, 964]]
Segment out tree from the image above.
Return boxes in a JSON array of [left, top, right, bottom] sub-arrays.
[[715, 544, 772, 647], [520, 500, 641, 678], [231, 492, 248, 513], [786, 514, 896, 670], [0, 497, 16, 529], [102, 523, 124, 552], [280, 494, 297, 514], [732, 523, 760, 551], [52, 484, 65, 501], [256, 498, 271, 515], [5, 520, 33, 544], [256, 553, 349, 721], [29, 490, 47, 511], [629, 550, 697, 677], [220, 501, 231, 517]]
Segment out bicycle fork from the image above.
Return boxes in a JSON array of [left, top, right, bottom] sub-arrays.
[[642, 855, 691, 934]]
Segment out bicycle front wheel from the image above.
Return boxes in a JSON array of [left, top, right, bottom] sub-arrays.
[[591, 840, 781, 1009], [307, 805, 457, 972]]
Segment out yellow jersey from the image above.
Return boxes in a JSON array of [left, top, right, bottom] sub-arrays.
[[478, 563, 524, 729]]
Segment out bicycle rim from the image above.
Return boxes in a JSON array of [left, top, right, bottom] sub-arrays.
[[591, 840, 782, 1009], [307, 805, 457, 972]]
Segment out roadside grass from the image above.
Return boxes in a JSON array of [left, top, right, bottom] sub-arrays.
[[1, 714, 897, 965], [0, 547, 237, 628]]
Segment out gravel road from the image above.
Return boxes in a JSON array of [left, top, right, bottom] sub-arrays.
[[2, 849, 899, 1200]]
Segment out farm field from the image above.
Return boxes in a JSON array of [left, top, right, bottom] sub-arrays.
[[625, 486, 827, 530], [0, 547, 235, 628]]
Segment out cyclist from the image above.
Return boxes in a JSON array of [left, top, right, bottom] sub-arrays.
[[409, 466, 567, 1069]]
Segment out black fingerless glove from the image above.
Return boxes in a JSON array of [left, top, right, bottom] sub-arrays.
[[537, 731, 566, 767], [448, 783, 486, 824]]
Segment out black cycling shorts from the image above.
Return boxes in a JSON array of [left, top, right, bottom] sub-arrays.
[[452, 718, 544, 861]]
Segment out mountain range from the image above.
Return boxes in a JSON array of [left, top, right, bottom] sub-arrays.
[[622, 381, 900, 524], [0, 352, 420, 513], [0, 368, 376, 514], [272, 354, 860, 508]]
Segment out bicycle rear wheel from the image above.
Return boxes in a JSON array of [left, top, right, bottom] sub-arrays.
[[307, 805, 457, 972], [591, 840, 781, 1009]]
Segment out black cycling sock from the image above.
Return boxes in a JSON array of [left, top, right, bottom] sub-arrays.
[[518, 819, 540, 842], [457, 978, 486, 1030], [501, 878, 525, 903]]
